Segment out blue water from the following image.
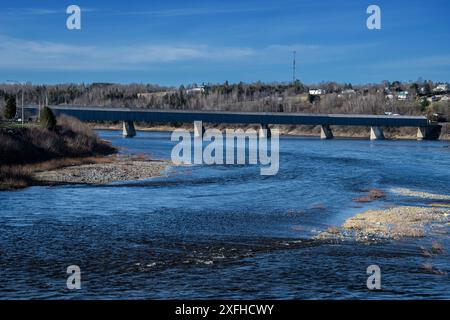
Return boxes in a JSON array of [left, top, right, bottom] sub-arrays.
[[0, 130, 449, 299]]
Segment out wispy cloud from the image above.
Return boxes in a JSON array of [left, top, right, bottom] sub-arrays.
[[0, 33, 389, 72], [1, 34, 443, 76], [1, 6, 263, 18], [2, 7, 96, 16], [23, 8, 60, 15], [0, 35, 254, 70], [113, 7, 270, 17]]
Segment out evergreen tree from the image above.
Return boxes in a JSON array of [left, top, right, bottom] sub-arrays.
[[4, 96, 17, 119], [39, 106, 57, 130]]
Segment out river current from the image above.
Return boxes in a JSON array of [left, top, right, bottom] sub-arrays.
[[0, 130, 449, 299]]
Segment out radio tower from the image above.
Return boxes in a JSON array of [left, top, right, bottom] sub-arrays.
[[292, 50, 296, 84]]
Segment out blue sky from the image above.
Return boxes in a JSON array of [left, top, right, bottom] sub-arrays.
[[0, 0, 449, 85]]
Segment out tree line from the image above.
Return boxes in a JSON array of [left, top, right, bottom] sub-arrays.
[[0, 80, 448, 118]]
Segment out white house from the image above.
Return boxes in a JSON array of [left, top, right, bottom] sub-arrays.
[[186, 86, 205, 94], [309, 89, 326, 95], [397, 91, 409, 100], [341, 89, 356, 96], [433, 84, 448, 92]]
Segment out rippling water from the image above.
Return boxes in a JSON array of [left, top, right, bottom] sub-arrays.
[[0, 130, 449, 299]]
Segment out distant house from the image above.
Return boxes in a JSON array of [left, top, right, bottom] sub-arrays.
[[338, 89, 356, 97], [137, 91, 172, 99], [396, 91, 409, 100], [186, 86, 205, 94], [309, 89, 326, 95], [419, 87, 429, 95], [137, 93, 153, 99], [433, 84, 448, 93]]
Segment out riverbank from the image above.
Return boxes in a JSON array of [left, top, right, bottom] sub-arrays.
[[1, 117, 171, 189], [0, 116, 117, 190], [92, 122, 450, 140]]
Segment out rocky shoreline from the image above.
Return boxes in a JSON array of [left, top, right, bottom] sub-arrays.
[[34, 157, 170, 185], [92, 123, 450, 140]]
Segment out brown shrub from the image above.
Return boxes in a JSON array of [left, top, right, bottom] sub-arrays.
[[354, 188, 385, 202], [0, 118, 115, 166], [0, 166, 33, 189], [58, 115, 95, 137]]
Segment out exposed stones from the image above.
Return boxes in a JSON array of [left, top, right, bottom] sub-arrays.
[[34, 159, 169, 185], [316, 206, 449, 242]]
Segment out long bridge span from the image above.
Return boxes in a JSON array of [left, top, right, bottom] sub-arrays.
[[24, 105, 441, 140]]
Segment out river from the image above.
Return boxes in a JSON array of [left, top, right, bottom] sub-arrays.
[[0, 130, 449, 299]]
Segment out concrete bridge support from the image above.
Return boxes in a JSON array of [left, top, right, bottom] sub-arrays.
[[370, 126, 385, 140], [193, 121, 205, 138], [259, 124, 271, 139], [320, 125, 334, 139], [417, 125, 441, 140], [122, 121, 136, 138]]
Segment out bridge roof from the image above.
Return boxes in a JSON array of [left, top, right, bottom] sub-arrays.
[[24, 105, 429, 127]]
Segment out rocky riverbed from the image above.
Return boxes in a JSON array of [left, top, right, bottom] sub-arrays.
[[317, 205, 450, 242], [34, 158, 170, 185], [316, 186, 450, 242]]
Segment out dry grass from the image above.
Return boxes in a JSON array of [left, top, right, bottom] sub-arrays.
[[1, 116, 115, 166], [0, 166, 33, 190]]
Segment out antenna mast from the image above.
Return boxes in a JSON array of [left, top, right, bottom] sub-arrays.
[[292, 50, 296, 83]]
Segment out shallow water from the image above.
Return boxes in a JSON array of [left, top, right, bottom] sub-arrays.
[[0, 130, 449, 299]]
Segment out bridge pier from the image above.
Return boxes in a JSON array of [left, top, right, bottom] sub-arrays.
[[370, 126, 385, 140], [417, 125, 441, 140], [320, 125, 334, 139], [122, 121, 136, 138], [259, 124, 271, 139], [193, 121, 205, 138]]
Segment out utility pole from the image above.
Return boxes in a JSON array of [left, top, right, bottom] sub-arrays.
[[7, 80, 25, 125], [45, 85, 48, 106], [292, 50, 296, 84], [21, 88, 24, 124]]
